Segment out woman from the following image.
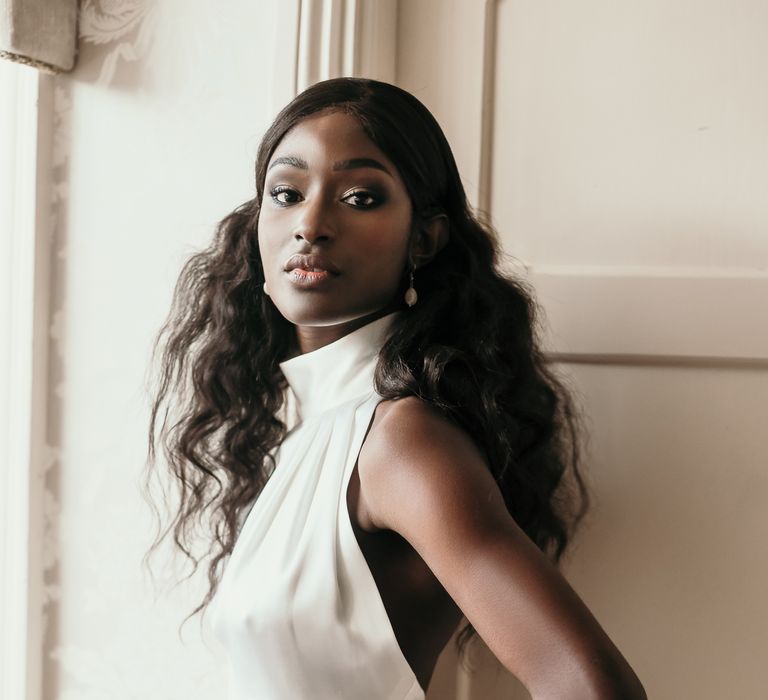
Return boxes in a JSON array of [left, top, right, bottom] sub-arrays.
[[148, 77, 646, 699]]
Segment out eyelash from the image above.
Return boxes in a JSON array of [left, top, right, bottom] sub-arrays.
[[343, 190, 380, 208], [269, 186, 381, 209], [270, 186, 301, 206]]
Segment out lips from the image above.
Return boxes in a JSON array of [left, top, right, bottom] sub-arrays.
[[283, 253, 340, 275]]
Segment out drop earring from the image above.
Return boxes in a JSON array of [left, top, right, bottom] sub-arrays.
[[263, 281, 270, 296], [404, 268, 417, 307]]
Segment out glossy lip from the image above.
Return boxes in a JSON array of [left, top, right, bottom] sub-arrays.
[[283, 253, 340, 275], [287, 268, 334, 287], [283, 253, 340, 288]]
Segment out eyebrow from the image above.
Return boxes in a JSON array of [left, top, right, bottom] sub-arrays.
[[268, 156, 307, 171], [267, 155, 391, 176], [333, 157, 391, 175]]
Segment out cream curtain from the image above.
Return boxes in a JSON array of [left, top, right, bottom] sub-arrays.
[[0, 0, 78, 72]]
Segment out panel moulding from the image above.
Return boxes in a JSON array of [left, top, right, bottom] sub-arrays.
[[476, 2, 766, 365], [527, 266, 768, 363], [278, 0, 397, 104], [1, 63, 51, 700]]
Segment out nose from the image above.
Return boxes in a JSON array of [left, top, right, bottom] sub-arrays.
[[292, 196, 335, 245]]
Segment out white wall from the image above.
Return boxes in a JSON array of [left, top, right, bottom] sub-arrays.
[[563, 362, 768, 699], [491, 0, 768, 269], [42, 2, 279, 697], [398, 1, 768, 698], [37, 0, 768, 698]]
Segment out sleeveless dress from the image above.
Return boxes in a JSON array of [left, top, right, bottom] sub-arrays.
[[209, 313, 426, 700]]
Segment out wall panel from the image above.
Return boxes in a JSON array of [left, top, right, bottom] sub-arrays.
[[397, 1, 768, 698]]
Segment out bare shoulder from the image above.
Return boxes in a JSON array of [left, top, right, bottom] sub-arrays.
[[365, 395, 476, 465], [357, 399, 647, 699], [357, 396, 511, 538]]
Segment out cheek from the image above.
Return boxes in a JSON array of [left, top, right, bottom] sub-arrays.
[[256, 216, 280, 273], [358, 210, 413, 260]]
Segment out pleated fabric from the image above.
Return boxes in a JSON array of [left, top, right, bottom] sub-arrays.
[[210, 313, 424, 700]]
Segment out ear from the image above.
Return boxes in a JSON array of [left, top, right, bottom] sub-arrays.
[[410, 214, 449, 269]]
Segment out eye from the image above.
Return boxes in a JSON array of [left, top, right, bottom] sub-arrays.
[[341, 190, 380, 209], [270, 186, 302, 205]]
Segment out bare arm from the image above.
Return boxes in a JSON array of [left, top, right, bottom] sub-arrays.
[[358, 397, 646, 700]]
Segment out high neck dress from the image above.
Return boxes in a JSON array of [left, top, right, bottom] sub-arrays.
[[209, 313, 425, 700]]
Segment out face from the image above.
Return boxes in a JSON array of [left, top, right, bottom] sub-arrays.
[[258, 110, 414, 349]]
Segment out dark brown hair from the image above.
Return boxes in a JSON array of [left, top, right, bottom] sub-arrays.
[[146, 77, 588, 652]]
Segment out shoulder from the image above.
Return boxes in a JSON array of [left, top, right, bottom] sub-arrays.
[[357, 396, 511, 542], [364, 396, 476, 470], [357, 408, 648, 698]]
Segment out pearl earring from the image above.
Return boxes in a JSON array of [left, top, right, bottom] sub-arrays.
[[263, 281, 269, 296], [404, 268, 417, 307]]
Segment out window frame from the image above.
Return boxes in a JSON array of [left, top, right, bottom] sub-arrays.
[[1, 59, 51, 700]]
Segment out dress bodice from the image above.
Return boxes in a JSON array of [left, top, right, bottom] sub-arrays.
[[209, 313, 425, 700]]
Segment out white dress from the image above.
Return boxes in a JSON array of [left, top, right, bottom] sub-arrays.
[[209, 313, 425, 700]]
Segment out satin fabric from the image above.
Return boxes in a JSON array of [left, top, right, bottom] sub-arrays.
[[210, 313, 424, 700]]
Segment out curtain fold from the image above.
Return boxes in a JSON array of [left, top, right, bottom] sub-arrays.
[[0, 0, 78, 72]]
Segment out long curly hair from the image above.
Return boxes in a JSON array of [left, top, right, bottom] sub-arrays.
[[146, 77, 588, 652]]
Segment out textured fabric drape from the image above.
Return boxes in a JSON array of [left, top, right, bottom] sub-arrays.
[[0, 0, 77, 72]]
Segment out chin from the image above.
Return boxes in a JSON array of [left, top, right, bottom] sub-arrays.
[[273, 297, 394, 329]]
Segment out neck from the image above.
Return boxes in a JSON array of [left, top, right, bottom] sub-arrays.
[[294, 307, 399, 355]]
